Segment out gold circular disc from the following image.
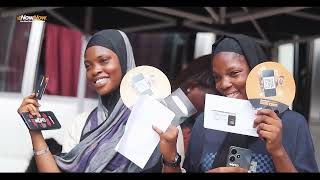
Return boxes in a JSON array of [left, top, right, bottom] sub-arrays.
[[246, 61, 296, 107], [120, 65, 171, 108]]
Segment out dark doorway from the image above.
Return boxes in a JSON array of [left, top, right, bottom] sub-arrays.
[[292, 41, 313, 121]]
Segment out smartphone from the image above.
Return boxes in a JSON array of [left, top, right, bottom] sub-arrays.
[[34, 75, 49, 100], [261, 69, 276, 97], [226, 146, 252, 170], [20, 111, 61, 130]]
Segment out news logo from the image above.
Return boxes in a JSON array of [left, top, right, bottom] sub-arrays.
[[16, 15, 47, 22]]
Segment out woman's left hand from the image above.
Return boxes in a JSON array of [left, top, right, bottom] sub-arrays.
[[254, 109, 284, 156]]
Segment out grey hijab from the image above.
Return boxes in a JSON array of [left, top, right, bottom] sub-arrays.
[[54, 30, 160, 172]]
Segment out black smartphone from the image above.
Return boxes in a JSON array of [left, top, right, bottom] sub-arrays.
[[226, 146, 253, 170], [20, 111, 61, 131], [261, 69, 276, 97], [34, 75, 49, 100]]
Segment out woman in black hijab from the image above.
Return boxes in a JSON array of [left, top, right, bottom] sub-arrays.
[[159, 34, 318, 173], [17, 29, 163, 172]]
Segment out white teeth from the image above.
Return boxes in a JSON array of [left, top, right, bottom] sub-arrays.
[[95, 78, 108, 84], [226, 92, 239, 98]]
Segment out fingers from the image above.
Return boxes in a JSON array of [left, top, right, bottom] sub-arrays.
[[253, 114, 268, 128], [152, 125, 179, 145], [28, 92, 36, 99], [167, 124, 176, 130], [23, 93, 37, 104], [208, 167, 248, 173], [27, 104, 41, 118], [254, 110, 282, 140], [236, 167, 249, 173], [18, 93, 41, 116], [256, 109, 280, 121], [27, 104, 38, 114], [22, 98, 41, 107], [21, 93, 41, 107], [152, 125, 163, 136], [257, 130, 274, 143], [253, 109, 281, 128], [256, 123, 280, 141], [254, 109, 282, 144], [152, 125, 177, 134], [166, 125, 179, 135], [256, 123, 278, 133], [253, 114, 279, 128]]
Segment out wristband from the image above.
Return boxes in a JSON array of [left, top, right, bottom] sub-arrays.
[[162, 153, 181, 168], [33, 147, 49, 156]]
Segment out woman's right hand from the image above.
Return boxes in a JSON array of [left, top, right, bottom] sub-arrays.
[[152, 125, 179, 162], [17, 94, 59, 172], [17, 93, 41, 118], [207, 167, 248, 173]]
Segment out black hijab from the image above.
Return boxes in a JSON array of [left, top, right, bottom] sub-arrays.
[[85, 29, 127, 112], [211, 34, 267, 169], [212, 34, 267, 70]]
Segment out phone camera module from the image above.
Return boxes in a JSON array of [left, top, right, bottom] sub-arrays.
[[229, 156, 236, 162], [231, 149, 237, 155]]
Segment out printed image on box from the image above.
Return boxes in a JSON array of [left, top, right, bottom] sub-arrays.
[[210, 110, 237, 127], [20, 111, 61, 130]]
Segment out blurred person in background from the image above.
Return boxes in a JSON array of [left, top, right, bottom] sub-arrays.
[[171, 54, 217, 153]]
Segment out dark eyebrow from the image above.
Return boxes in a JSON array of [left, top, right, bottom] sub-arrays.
[[227, 66, 243, 71], [84, 55, 106, 63], [96, 55, 104, 59]]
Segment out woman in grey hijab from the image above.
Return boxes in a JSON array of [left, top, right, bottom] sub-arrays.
[[17, 29, 163, 172]]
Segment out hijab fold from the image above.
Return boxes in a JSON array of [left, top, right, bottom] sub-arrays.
[[212, 34, 267, 69]]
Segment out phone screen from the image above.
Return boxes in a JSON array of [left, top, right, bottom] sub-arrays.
[[131, 73, 153, 95], [262, 69, 276, 97]]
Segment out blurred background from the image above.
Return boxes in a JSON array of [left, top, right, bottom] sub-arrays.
[[0, 7, 319, 172]]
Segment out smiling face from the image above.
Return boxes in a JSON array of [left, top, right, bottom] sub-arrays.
[[84, 46, 122, 96], [212, 52, 250, 100]]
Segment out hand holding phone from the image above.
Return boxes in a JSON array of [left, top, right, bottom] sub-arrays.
[[18, 75, 61, 131], [17, 75, 47, 117]]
